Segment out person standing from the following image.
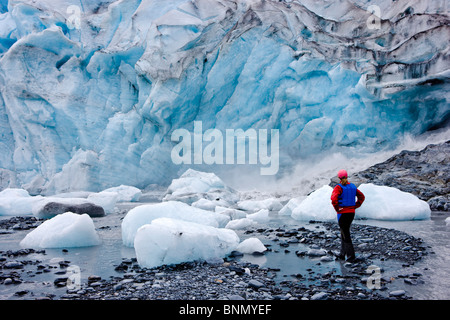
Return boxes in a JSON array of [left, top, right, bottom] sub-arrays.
[[330, 169, 365, 262]]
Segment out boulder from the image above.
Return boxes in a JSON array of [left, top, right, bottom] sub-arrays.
[[38, 202, 105, 218]]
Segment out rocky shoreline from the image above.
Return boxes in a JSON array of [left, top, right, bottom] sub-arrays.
[[0, 215, 429, 300]]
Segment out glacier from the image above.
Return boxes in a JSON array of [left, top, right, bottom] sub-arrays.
[[0, 0, 448, 194]]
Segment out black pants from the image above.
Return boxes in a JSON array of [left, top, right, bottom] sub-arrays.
[[338, 212, 355, 259]]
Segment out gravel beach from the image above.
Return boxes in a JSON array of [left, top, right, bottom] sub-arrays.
[[0, 215, 429, 300]]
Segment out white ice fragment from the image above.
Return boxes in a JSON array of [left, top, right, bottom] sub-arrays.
[[163, 169, 239, 205], [121, 200, 230, 247], [20, 212, 100, 248], [225, 218, 257, 230], [357, 184, 431, 221], [246, 209, 270, 223], [291, 185, 336, 221], [87, 191, 118, 214], [279, 197, 305, 216], [236, 237, 267, 254], [102, 185, 142, 202], [134, 218, 239, 268], [290, 183, 431, 221], [0, 188, 41, 216], [237, 198, 283, 212], [215, 206, 247, 220]]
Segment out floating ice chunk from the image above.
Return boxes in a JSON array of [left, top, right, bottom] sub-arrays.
[[236, 237, 267, 254], [223, 208, 270, 229], [0, 188, 42, 216], [291, 185, 336, 221], [225, 218, 257, 230], [246, 209, 270, 223], [0, 188, 107, 218], [102, 185, 142, 202], [290, 183, 431, 221], [191, 198, 230, 211], [279, 197, 305, 216], [20, 212, 100, 248], [237, 198, 283, 212], [0, 188, 31, 198], [69, 185, 142, 214], [357, 184, 431, 221], [42, 185, 142, 215], [134, 218, 239, 268], [166, 169, 227, 195], [192, 198, 217, 211], [163, 169, 239, 205], [121, 201, 230, 247], [53, 191, 93, 198], [87, 191, 118, 214], [215, 206, 247, 220], [445, 217, 450, 226]]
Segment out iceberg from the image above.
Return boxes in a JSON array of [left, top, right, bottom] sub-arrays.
[[237, 198, 283, 212], [20, 212, 100, 248], [224, 208, 270, 229], [86, 191, 118, 214], [84, 184, 142, 213], [121, 200, 230, 247], [236, 237, 267, 254], [0, 188, 104, 218], [0, 185, 141, 217], [0, 0, 447, 194], [0, 188, 42, 216], [101, 185, 142, 202], [215, 206, 247, 220], [191, 198, 225, 211], [357, 183, 431, 221], [225, 217, 257, 230], [290, 183, 431, 221], [246, 208, 270, 223], [291, 185, 337, 221], [163, 169, 239, 206], [134, 217, 240, 268], [279, 197, 305, 216]]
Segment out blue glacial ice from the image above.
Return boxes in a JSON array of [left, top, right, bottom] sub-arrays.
[[0, 0, 448, 194]]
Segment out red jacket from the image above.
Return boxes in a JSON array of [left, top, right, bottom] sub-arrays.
[[331, 183, 365, 214]]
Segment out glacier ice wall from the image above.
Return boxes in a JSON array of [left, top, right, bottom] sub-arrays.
[[0, 0, 448, 194]]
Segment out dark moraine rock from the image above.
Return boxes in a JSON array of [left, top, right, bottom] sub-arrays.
[[38, 202, 105, 218]]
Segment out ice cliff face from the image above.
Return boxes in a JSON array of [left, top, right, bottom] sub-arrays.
[[0, 0, 448, 194]]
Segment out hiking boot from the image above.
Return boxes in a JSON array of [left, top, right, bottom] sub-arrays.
[[333, 251, 346, 260], [346, 256, 365, 263]]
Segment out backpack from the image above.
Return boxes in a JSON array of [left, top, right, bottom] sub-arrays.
[[338, 183, 357, 207]]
